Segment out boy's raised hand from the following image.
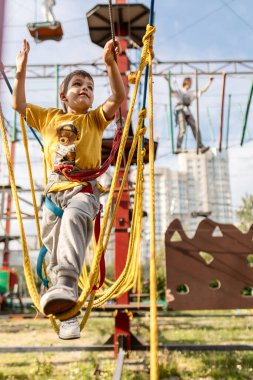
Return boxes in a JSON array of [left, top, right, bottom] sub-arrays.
[[103, 39, 120, 66], [16, 39, 30, 72]]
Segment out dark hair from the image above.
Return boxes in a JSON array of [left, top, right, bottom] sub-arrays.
[[183, 77, 192, 87], [60, 70, 94, 95]]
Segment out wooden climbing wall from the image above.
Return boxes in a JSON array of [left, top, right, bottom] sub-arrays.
[[165, 218, 253, 310]]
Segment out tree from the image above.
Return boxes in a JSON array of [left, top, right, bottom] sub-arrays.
[[236, 193, 253, 232]]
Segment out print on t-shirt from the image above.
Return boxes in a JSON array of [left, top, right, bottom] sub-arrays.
[[54, 123, 79, 167]]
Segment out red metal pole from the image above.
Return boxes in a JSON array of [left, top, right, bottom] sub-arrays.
[[219, 72, 227, 152], [113, 0, 131, 356], [2, 141, 15, 268]]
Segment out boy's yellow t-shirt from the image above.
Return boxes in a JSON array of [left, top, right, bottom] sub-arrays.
[[26, 103, 112, 192]]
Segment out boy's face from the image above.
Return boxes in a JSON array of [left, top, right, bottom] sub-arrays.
[[61, 75, 94, 113]]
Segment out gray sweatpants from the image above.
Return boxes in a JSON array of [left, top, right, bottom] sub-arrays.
[[41, 185, 100, 284], [176, 110, 203, 149]]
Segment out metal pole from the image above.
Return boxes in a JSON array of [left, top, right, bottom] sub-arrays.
[[0, 63, 13, 94], [164, 103, 170, 143], [141, 0, 155, 113], [206, 107, 215, 146], [12, 110, 17, 142], [114, 0, 131, 357], [55, 64, 59, 108], [226, 94, 232, 150], [142, 2, 158, 379], [3, 111, 17, 268], [167, 71, 174, 154], [2, 343, 253, 353], [195, 70, 200, 154], [112, 348, 125, 380], [0, 0, 5, 64], [240, 79, 253, 146], [219, 72, 227, 152]]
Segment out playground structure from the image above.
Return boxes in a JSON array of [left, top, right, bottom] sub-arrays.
[[166, 219, 253, 310], [2, 1, 253, 379]]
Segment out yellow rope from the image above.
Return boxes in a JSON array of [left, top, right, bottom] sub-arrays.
[[77, 25, 156, 319], [19, 117, 59, 332], [57, 25, 156, 322], [87, 133, 145, 308], [0, 104, 40, 312], [52, 25, 155, 322], [19, 118, 42, 248], [88, 128, 145, 306], [147, 34, 158, 380]]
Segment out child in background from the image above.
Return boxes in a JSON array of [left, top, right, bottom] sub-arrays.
[[166, 75, 213, 153], [12, 39, 125, 339], [41, 0, 56, 23]]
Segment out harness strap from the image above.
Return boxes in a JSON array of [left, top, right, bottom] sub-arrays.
[[37, 184, 105, 291], [37, 244, 49, 288], [54, 125, 122, 182], [45, 195, 64, 218], [37, 196, 65, 287]]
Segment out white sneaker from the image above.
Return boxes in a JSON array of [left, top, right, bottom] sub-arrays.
[[59, 317, 80, 340]]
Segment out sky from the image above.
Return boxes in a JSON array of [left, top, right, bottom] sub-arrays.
[[1, 0, 253, 234]]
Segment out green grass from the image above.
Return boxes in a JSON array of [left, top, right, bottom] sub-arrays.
[[1, 311, 253, 379]]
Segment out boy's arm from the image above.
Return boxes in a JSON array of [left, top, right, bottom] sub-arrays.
[[12, 39, 30, 116], [199, 76, 214, 96], [102, 40, 126, 121]]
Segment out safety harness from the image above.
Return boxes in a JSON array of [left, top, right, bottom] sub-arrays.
[[37, 120, 122, 289], [37, 182, 105, 290], [54, 122, 122, 181]]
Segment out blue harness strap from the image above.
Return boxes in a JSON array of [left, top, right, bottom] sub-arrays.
[[37, 196, 64, 287], [37, 244, 49, 288], [45, 195, 64, 218]]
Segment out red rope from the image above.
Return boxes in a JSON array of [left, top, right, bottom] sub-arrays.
[[54, 126, 122, 182], [53, 126, 122, 290], [53, 126, 122, 291]]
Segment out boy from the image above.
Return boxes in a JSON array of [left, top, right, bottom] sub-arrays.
[[12, 39, 125, 339], [166, 76, 213, 153]]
